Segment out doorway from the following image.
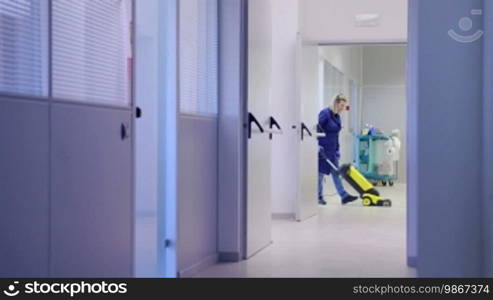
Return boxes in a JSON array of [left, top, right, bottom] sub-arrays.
[[195, 43, 413, 278], [194, 1, 412, 276], [196, 0, 414, 277], [314, 43, 410, 277]]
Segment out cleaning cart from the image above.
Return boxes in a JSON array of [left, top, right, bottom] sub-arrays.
[[355, 135, 398, 186]]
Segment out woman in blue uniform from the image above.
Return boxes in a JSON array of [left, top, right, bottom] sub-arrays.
[[318, 94, 358, 205]]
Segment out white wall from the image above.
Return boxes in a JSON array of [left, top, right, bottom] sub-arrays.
[[363, 46, 406, 85], [178, 116, 218, 276], [177, 0, 219, 276], [134, 0, 179, 278], [135, 0, 160, 277], [361, 45, 407, 182], [217, 0, 245, 262], [270, 0, 300, 215], [300, 0, 408, 43], [319, 46, 363, 84]]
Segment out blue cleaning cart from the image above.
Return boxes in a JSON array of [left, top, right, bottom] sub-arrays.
[[355, 135, 398, 186]]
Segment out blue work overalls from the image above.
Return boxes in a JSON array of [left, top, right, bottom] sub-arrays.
[[318, 108, 348, 200]]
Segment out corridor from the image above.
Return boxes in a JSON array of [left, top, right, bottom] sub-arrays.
[[195, 184, 414, 278]]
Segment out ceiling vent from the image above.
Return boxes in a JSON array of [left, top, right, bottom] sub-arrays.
[[355, 14, 381, 27]]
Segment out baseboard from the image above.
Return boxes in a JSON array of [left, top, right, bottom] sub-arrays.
[[408, 256, 417, 268], [178, 254, 218, 278], [218, 252, 241, 263], [272, 213, 295, 220]]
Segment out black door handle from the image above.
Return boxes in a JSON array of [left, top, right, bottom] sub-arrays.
[[136, 107, 142, 119], [269, 116, 282, 140], [121, 123, 130, 140], [301, 122, 312, 141], [248, 113, 264, 139]]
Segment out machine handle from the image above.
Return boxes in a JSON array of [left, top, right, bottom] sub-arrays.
[[269, 116, 283, 140], [248, 113, 264, 139], [301, 122, 312, 141], [315, 124, 326, 137], [318, 147, 339, 175]]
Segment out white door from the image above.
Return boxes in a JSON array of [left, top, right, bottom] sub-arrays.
[[296, 38, 319, 221], [246, 0, 273, 258]]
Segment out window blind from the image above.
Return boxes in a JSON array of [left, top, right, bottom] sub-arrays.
[[0, 0, 48, 96], [52, 0, 132, 105], [179, 0, 218, 115]]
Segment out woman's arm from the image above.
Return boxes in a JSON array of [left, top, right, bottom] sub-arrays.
[[318, 110, 328, 129]]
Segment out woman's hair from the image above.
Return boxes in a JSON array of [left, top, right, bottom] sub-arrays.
[[333, 93, 348, 105]]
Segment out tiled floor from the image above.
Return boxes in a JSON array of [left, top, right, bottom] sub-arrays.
[[194, 183, 416, 278]]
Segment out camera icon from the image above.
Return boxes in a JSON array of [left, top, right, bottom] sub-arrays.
[[3, 282, 20, 297], [448, 9, 484, 43]]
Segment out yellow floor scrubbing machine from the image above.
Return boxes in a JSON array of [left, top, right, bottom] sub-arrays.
[[322, 152, 392, 207]]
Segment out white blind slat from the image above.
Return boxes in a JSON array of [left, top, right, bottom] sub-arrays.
[[179, 0, 218, 115], [0, 0, 48, 96], [52, 0, 132, 105]]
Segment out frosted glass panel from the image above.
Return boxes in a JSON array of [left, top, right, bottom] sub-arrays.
[[323, 61, 344, 107], [179, 0, 218, 115], [52, 0, 132, 105], [0, 0, 48, 96]]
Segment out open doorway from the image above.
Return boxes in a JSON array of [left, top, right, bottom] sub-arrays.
[[312, 44, 410, 276], [237, 42, 411, 277], [196, 43, 412, 278], [195, 0, 414, 277], [317, 44, 407, 206]]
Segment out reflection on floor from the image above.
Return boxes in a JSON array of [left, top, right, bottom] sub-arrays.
[[194, 183, 415, 278]]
